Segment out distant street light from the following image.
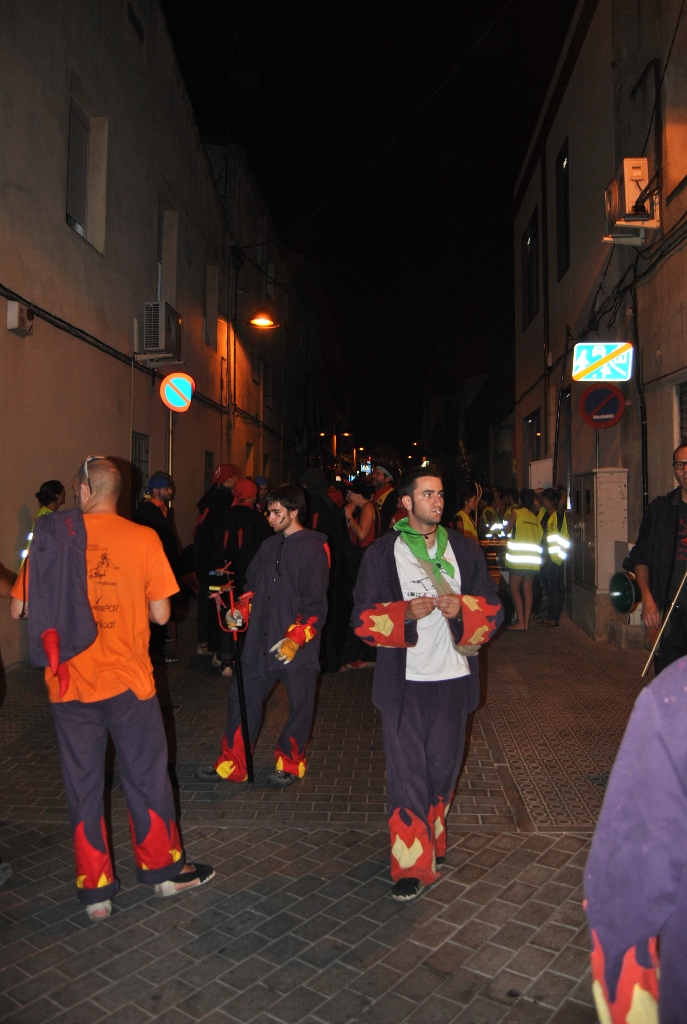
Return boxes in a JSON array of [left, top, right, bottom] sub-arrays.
[[248, 305, 280, 328]]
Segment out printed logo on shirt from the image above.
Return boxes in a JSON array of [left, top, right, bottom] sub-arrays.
[[88, 551, 120, 580]]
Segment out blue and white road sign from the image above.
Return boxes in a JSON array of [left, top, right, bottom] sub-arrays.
[[160, 372, 195, 412], [572, 342, 633, 382]]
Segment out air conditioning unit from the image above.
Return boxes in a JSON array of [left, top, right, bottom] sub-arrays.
[[141, 301, 181, 358], [7, 301, 34, 337], [603, 157, 660, 245]]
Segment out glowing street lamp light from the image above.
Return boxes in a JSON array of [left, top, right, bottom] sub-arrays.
[[249, 306, 280, 328]]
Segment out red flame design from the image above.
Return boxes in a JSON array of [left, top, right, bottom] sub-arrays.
[[41, 628, 71, 697], [214, 724, 249, 781], [429, 798, 447, 858], [589, 928, 659, 1021], [128, 809, 183, 872], [389, 807, 436, 883], [275, 735, 307, 777], [354, 601, 409, 647], [73, 818, 114, 890]]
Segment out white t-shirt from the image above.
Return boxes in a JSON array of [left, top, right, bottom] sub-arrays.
[[394, 535, 470, 682]]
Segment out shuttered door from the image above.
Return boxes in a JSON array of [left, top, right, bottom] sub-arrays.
[[680, 382, 687, 444], [66, 104, 89, 235]]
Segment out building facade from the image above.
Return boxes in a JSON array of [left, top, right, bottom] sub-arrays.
[[0, 0, 339, 669], [512, 0, 687, 639]]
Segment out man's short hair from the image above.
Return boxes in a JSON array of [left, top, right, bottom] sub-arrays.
[[519, 487, 536, 510], [398, 468, 442, 499], [76, 457, 121, 500], [266, 484, 306, 523], [673, 443, 687, 462], [542, 487, 558, 504]]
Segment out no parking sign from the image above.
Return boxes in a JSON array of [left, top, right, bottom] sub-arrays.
[[579, 383, 625, 429], [160, 372, 195, 412]]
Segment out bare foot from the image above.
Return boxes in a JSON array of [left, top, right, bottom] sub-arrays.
[[507, 624, 526, 631]]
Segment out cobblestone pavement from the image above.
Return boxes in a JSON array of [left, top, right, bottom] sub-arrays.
[[0, 608, 649, 1022]]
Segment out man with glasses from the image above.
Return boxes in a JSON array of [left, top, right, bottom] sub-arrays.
[[10, 457, 214, 921], [626, 443, 687, 672], [197, 485, 329, 787]]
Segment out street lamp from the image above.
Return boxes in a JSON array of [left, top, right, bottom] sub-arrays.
[[248, 305, 280, 329]]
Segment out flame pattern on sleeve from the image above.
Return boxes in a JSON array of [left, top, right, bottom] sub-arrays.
[[285, 615, 318, 647], [354, 601, 411, 648], [590, 929, 659, 1024], [457, 595, 502, 648]]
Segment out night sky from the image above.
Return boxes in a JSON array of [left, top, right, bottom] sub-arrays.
[[161, 0, 578, 463]]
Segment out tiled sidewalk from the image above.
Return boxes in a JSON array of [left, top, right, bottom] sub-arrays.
[[0, 820, 595, 1024], [0, 608, 648, 1021]]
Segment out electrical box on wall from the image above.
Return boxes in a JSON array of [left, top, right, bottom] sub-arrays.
[[604, 157, 660, 245], [6, 301, 34, 336], [572, 468, 628, 593], [529, 457, 553, 489]]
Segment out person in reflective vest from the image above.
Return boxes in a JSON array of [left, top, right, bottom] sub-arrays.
[[455, 487, 479, 542], [539, 488, 570, 627], [505, 488, 543, 630], [481, 487, 507, 538]]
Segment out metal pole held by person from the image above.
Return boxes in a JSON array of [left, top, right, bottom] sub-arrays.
[[642, 568, 687, 678]]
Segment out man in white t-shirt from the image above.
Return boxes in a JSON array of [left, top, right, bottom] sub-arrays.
[[352, 469, 503, 901]]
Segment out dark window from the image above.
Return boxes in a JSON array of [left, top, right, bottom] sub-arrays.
[[521, 207, 539, 331], [131, 432, 149, 513], [556, 139, 570, 281], [127, 2, 145, 43], [204, 452, 214, 494], [66, 101, 89, 236]]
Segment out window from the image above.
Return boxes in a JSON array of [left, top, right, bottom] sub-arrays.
[[521, 207, 539, 331], [66, 102, 89, 237], [131, 432, 150, 512], [65, 88, 108, 253], [264, 363, 273, 409], [127, 2, 145, 43], [556, 139, 570, 281], [204, 452, 214, 494]]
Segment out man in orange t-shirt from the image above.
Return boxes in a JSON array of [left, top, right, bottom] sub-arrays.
[[11, 458, 214, 921]]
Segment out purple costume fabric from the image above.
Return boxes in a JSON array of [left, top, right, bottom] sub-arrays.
[[351, 530, 502, 724], [52, 689, 183, 905], [26, 508, 97, 667], [585, 656, 687, 1021]]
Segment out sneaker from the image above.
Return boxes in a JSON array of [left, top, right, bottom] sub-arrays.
[[197, 643, 212, 656], [267, 769, 298, 787], [436, 856, 445, 867], [211, 654, 222, 668], [221, 664, 234, 678], [165, 653, 179, 664], [196, 765, 222, 781], [390, 877, 424, 902]]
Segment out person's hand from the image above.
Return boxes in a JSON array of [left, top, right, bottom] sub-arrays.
[[641, 594, 662, 630], [435, 595, 462, 619], [405, 597, 435, 621], [270, 638, 300, 663]]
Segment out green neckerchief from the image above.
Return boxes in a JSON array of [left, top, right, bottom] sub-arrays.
[[393, 517, 455, 585]]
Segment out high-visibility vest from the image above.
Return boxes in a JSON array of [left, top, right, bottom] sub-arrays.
[[546, 510, 570, 565], [506, 507, 543, 569], [483, 506, 505, 537], [537, 506, 546, 523], [457, 509, 478, 540]]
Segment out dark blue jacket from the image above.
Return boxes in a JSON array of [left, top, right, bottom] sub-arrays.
[[352, 530, 502, 724], [625, 487, 680, 611], [243, 528, 330, 675]]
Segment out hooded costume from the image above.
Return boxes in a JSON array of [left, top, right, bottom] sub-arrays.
[[213, 528, 330, 780], [352, 524, 502, 883]]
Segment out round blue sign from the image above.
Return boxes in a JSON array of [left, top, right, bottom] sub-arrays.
[[579, 383, 625, 429]]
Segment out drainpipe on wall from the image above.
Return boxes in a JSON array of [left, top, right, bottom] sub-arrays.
[[632, 281, 649, 513]]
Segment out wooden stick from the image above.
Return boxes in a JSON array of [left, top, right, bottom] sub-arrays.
[[642, 567, 687, 677]]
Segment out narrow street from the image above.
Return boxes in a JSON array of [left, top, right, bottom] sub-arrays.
[[0, 612, 646, 1024]]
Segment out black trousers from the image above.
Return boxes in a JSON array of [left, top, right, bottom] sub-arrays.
[[540, 561, 562, 624], [654, 606, 687, 674]]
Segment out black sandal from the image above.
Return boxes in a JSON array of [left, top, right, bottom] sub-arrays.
[[155, 863, 215, 898]]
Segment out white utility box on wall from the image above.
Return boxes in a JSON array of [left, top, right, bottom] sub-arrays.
[[572, 468, 628, 594], [529, 457, 553, 489]]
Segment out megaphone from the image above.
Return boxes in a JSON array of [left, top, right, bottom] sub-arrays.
[[609, 570, 641, 614]]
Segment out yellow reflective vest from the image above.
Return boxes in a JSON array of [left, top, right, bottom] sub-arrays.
[[456, 509, 478, 541], [546, 509, 570, 565], [506, 507, 543, 569]]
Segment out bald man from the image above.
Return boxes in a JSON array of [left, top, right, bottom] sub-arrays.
[[11, 457, 214, 921]]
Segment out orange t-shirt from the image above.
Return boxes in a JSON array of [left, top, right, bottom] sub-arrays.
[[11, 513, 178, 703]]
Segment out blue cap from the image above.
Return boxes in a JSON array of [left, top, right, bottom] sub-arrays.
[[254, 476, 269, 487], [148, 472, 172, 489]]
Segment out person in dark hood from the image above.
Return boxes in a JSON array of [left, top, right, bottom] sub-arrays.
[[194, 464, 238, 655], [301, 468, 348, 672], [214, 478, 272, 677]]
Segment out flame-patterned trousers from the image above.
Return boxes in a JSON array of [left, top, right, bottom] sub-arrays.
[[382, 678, 469, 884], [214, 664, 319, 781], [51, 689, 185, 905]]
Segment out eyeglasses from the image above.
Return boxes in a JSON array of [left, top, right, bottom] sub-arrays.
[[674, 462, 687, 470], [82, 455, 107, 490]]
